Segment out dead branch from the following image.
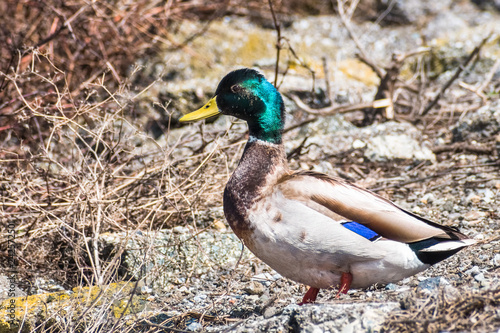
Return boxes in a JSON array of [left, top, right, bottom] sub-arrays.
[[268, 0, 282, 88], [288, 93, 390, 116], [432, 142, 495, 155]]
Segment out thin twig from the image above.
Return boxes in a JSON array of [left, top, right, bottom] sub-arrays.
[[420, 34, 492, 117], [288, 93, 390, 116], [432, 142, 494, 155], [336, 0, 385, 78], [459, 58, 500, 103], [322, 56, 331, 103], [268, 0, 281, 88]]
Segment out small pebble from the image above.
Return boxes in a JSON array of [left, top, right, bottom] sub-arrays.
[[420, 193, 434, 205], [246, 295, 259, 303], [480, 280, 491, 288], [418, 277, 449, 291], [385, 283, 397, 291], [464, 211, 485, 221], [443, 202, 454, 212], [243, 281, 265, 295], [352, 139, 366, 149], [465, 266, 481, 276], [474, 273, 485, 282], [173, 226, 189, 234], [443, 285, 460, 300], [193, 294, 207, 303], [465, 193, 481, 205], [140, 285, 153, 294], [186, 321, 203, 331], [263, 306, 278, 318], [474, 234, 485, 240], [478, 254, 488, 261], [481, 188, 494, 203]]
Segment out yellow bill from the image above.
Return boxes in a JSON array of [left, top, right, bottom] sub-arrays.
[[179, 97, 221, 122]]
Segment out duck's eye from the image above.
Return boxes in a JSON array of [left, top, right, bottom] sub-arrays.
[[231, 85, 242, 93]]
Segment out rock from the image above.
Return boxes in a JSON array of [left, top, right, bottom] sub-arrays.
[[243, 281, 266, 296], [291, 118, 436, 162], [418, 277, 450, 291], [465, 266, 481, 276], [480, 188, 495, 203], [420, 193, 435, 205], [464, 210, 487, 221], [465, 193, 482, 205], [251, 273, 282, 287], [443, 285, 461, 301], [423, 11, 469, 40], [474, 273, 486, 282], [245, 295, 260, 303], [193, 294, 208, 303], [352, 139, 366, 149], [385, 283, 397, 291], [262, 306, 279, 319], [311, 161, 335, 174], [230, 302, 400, 332], [364, 134, 435, 162], [360, 122, 435, 162], [452, 101, 500, 142], [100, 227, 251, 291], [443, 201, 454, 212], [140, 285, 153, 294], [186, 320, 203, 331]]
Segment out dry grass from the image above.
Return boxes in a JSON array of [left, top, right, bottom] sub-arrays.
[[0, 60, 231, 284], [0, 48, 239, 330], [382, 287, 500, 332]]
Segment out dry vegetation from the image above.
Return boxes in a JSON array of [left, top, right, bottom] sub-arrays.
[[1, 0, 500, 332], [0, 0, 226, 291], [382, 288, 500, 332]]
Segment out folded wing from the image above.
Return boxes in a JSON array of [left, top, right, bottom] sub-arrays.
[[277, 170, 468, 243]]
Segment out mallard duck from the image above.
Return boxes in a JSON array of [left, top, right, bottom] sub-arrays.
[[180, 68, 475, 304]]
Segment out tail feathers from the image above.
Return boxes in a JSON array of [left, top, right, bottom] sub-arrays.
[[409, 238, 476, 265], [419, 239, 476, 252], [398, 207, 469, 241]]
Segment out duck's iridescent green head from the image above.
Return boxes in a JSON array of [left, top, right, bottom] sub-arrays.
[[180, 68, 285, 144]]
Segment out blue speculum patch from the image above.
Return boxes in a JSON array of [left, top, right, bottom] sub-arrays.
[[342, 222, 380, 241]]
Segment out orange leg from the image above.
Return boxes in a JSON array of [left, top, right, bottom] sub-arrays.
[[299, 287, 320, 305], [336, 272, 353, 298]]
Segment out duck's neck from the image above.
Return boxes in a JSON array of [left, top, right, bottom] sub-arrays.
[[247, 121, 283, 144], [223, 137, 288, 238], [246, 84, 285, 145]]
